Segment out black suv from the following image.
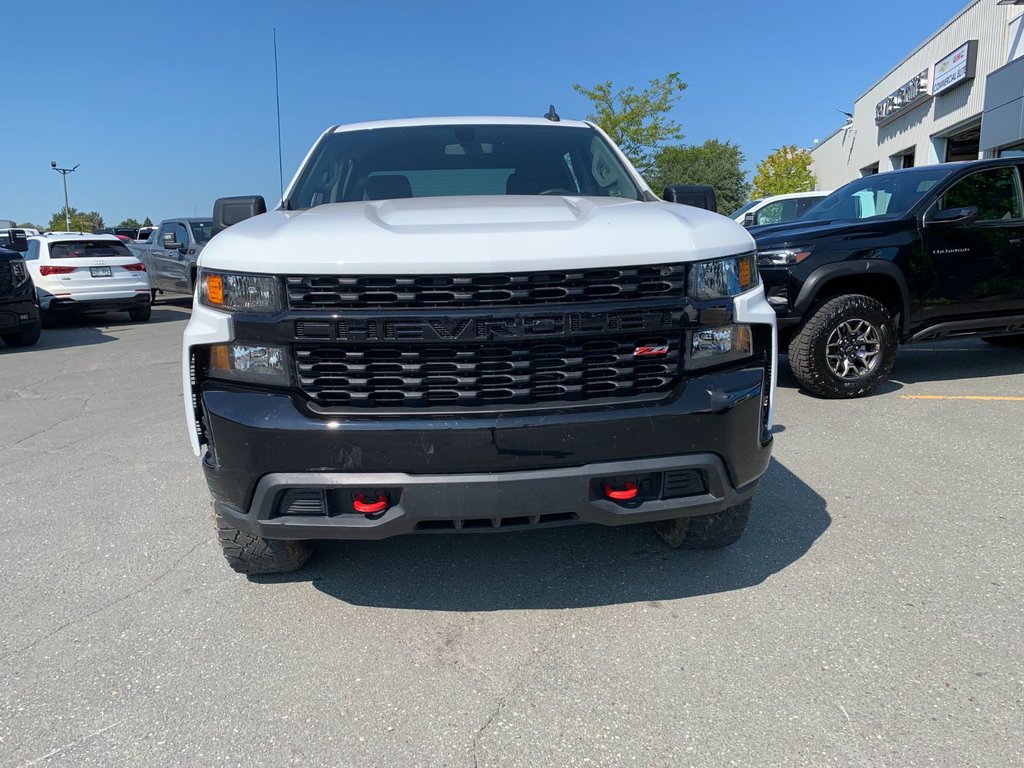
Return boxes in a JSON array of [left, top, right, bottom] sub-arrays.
[[0, 231, 41, 348], [752, 158, 1024, 398]]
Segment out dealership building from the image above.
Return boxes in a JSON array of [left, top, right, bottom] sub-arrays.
[[811, 0, 1024, 190]]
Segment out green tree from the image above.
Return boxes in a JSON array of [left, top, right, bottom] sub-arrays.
[[752, 145, 817, 198], [573, 73, 687, 176], [46, 208, 105, 232], [143, 216, 153, 227], [116, 217, 142, 229], [648, 140, 751, 215], [17, 221, 44, 231]]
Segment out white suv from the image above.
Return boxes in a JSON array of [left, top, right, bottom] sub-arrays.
[[730, 191, 832, 227], [26, 233, 152, 324]]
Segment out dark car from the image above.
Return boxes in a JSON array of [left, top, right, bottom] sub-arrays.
[[751, 159, 1024, 398], [0, 231, 41, 348]]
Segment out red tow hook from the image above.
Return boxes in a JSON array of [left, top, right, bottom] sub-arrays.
[[353, 494, 389, 515], [604, 482, 639, 501]]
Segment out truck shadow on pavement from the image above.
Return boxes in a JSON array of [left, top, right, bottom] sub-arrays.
[[261, 457, 829, 610]]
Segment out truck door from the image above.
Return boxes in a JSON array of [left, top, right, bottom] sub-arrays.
[[152, 222, 178, 291], [167, 221, 191, 292], [920, 165, 1024, 323]]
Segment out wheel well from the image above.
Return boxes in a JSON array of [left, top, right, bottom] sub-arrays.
[[805, 274, 905, 328]]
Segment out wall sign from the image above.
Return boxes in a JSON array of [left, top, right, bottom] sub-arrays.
[[933, 40, 978, 96], [875, 69, 931, 126]]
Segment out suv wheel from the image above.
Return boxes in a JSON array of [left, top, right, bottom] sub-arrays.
[[652, 501, 751, 549], [214, 506, 312, 574], [1, 322, 41, 348], [788, 294, 897, 399]]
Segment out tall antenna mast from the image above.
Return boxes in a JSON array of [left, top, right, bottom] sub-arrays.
[[273, 27, 284, 199]]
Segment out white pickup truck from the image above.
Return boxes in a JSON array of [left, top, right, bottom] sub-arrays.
[[182, 115, 777, 574]]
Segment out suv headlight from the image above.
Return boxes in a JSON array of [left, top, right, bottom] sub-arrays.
[[10, 259, 29, 286], [688, 253, 758, 300], [199, 270, 281, 313], [756, 247, 813, 267]]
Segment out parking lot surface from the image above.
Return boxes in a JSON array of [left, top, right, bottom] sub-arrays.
[[1, 302, 1022, 767]]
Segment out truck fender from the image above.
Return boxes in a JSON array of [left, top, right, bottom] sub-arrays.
[[792, 260, 912, 335]]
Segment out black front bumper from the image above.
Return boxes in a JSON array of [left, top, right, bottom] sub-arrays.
[[0, 283, 40, 332], [200, 363, 772, 540]]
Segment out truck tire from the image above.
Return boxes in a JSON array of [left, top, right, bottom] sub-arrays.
[[1, 321, 41, 348], [981, 334, 1024, 347], [788, 294, 897, 399], [652, 501, 751, 549], [214, 507, 312, 574], [129, 304, 152, 322]]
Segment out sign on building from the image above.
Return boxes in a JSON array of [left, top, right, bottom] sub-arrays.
[[933, 40, 979, 96], [875, 70, 932, 126]]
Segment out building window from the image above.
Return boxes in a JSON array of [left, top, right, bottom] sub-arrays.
[[861, 163, 880, 176], [944, 125, 981, 162], [998, 143, 1024, 158]]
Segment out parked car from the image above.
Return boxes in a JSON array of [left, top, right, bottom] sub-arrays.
[[183, 114, 777, 574], [751, 158, 1024, 398], [0, 232, 41, 348], [730, 191, 832, 228], [129, 218, 213, 300], [25, 233, 152, 325]]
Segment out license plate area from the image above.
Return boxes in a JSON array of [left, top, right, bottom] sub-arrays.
[[90, 266, 112, 277]]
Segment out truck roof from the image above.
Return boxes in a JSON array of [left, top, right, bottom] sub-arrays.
[[331, 115, 593, 133]]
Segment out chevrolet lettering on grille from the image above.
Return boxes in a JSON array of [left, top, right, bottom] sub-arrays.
[[298, 309, 683, 343]]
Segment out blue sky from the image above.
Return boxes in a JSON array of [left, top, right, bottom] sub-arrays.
[[4, 0, 966, 226]]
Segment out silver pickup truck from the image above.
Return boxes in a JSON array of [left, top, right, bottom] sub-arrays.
[[129, 218, 212, 299]]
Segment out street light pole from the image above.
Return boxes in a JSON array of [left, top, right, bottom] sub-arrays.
[[50, 162, 79, 231]]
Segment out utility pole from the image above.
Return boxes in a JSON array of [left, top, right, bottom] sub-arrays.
[[50, 161, 79, 231], [274, 28, 284, 200]]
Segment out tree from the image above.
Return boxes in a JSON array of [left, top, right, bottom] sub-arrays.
[[143, 216, 153, 227], [116, 217, 142, 229], [573, 73, 687, 176], [648, 140, 751, 215], [17, 221, 44, 231], [46, 208, 105, 232], [752, 145, 817, 198]]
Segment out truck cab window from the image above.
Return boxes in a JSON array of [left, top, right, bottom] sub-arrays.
[[939, 167, 1023, 221]]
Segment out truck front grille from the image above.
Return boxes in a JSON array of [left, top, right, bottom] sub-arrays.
[[296, 335, 681, 408], [0, 263, 13, 294], [286, 263, 686, 310]]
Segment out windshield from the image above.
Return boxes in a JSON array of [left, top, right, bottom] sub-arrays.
[[800, 168, 950, 222], [287, 124, 642, 208], [190, 220, 214, 244], [729, 199, 761, 218]]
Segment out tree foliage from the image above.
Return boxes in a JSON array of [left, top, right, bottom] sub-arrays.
[[17, 221, 44, 231], [116, 217, 142, 229], [573, 73, 687, 176], [752, 145, 817, 198], [143, 216, 153, 227], [649, 140, 751, 215], [47, 207, 105, 232]]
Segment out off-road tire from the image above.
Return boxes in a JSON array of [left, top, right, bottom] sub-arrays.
[[1, 321, 41, 348], [981, 334, 1024, 347], [214, 506, 312, 574], [788, 294, 897, 399], [652, 501, 751, 549], [129, 304, 152, 322]]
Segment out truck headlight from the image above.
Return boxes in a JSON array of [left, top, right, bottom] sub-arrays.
[[686, 324, 753, 370], [205, 343, 290, 385], [688, 253, 758, 300], [10, 259, 29, 286], [756, 247, 813, 267], [200, 270, 281, 313]]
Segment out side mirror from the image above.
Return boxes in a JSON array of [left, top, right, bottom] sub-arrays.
[[929, 206, 977, 226], [6, 228, 28, 252], [743, 212, 756, 227], [213, 195, 267, 235], [161, 232, 182, 249], [662, 184, 717, 213]]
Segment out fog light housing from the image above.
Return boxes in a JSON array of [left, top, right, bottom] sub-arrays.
[[687, 324, 753, 369], [206, 343, 290, 385]]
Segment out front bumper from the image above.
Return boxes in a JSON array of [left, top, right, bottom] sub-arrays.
[[0, 297, 39, 332]]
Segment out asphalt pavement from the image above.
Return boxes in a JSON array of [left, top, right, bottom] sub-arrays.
[[1, 301, 1022, 767]]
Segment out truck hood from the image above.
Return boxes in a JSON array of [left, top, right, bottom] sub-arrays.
[[200, 196, 754, 274], [749, 216, 915, 247]]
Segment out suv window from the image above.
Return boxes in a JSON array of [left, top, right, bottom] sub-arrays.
[[288, 124, 642, 207], [939, 167, 1023, 221], [49, 240, 134, 259]]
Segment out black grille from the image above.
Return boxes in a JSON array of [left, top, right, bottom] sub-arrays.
[[286, 264, 686, 310], [296, 336, 681, 408], [0, 263, 12, 293]]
